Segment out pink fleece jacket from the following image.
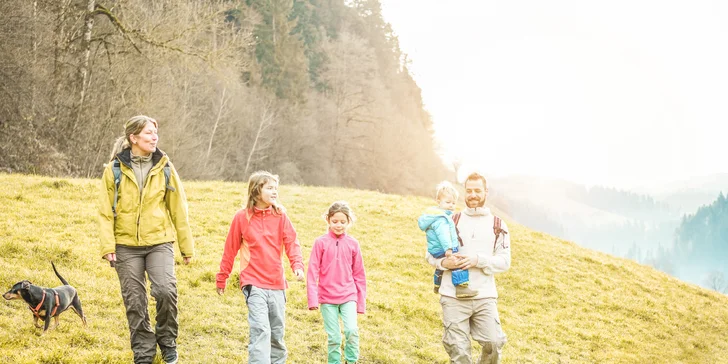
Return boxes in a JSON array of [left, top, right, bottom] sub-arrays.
[[306, 230, 367, 313]]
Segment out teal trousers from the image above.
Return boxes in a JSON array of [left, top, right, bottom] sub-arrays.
[[320, 301, 359, 364]]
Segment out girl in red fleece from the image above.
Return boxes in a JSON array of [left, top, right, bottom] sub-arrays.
[[307, 201, 367, 364], [216, 171, 304, 364]]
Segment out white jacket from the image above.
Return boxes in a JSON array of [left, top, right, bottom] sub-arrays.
[[426, 207, 511, 299]]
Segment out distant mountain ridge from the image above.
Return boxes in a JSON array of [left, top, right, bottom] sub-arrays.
[[635, 173, 728, 213], [487, 173, 726, 290]]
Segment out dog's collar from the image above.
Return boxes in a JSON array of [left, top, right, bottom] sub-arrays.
[[28, 290, 60, 318]]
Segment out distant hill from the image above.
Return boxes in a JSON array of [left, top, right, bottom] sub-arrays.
[[488, 175, 679, 255], [636, 173, 728, 213], [0, 173, 726, 363]]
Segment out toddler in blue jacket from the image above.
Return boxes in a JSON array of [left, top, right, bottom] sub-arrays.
[[418, 181, 478, 298]]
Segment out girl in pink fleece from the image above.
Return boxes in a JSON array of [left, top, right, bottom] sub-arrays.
[[307, 201, 367, 364]]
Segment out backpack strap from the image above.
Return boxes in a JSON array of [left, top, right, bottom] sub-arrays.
[[163, 164, 175, 192], [455, 212, 509, 252], [112, 160, 175, 219], [452, 212, 463, 246], [112, 160, 122, 218], [492, 215, 509, 253]]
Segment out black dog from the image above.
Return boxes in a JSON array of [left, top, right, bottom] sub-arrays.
[[3, 261, 87, 332]]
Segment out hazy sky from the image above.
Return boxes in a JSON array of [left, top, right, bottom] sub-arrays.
[[381, 0, 728, 188]]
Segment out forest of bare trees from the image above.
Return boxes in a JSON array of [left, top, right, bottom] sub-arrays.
[[0, 0, 449, 195]]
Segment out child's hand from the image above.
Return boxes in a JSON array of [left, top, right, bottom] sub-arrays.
[[309, 307, 319, 311], [216, 287, 225, 295], [294, 269, 305, 281], [445, 249, 453, 257]]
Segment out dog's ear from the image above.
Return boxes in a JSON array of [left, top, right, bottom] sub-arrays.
[[21, 281, 31, 289]]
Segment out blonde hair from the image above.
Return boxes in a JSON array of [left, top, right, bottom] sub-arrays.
[[246, 171, 280, 210], [325, 201, 355, 225], [108, 115, 159, 162], [435, 180, 458, 201]]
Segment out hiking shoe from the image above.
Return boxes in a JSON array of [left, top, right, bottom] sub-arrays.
[[161, 346, 178, 364], [455, 285, 478, 298]]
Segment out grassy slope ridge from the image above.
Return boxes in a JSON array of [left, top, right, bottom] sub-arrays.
[[0, 174, 726, 364]]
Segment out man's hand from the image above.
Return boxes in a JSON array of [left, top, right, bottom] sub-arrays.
[[442, 254, 478, 270], [456, 253, 479, 270], [441, 255, 463, 270], [294, 269, 305, 281]]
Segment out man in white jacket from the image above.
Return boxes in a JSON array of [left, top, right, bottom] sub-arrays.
[[426, 172, 511, 364]]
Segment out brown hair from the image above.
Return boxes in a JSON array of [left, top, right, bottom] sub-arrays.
[[245, 171, 280, 210], [464, 172, 487, 188], [325, 201, 355, 225], [108, 115, 158, 162]]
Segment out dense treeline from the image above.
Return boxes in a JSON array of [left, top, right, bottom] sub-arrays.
[[0, 0, 449, 195], [673, 193, 728, 288]]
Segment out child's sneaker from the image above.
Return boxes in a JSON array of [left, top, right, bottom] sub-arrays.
[[455, 285, 478, 298]]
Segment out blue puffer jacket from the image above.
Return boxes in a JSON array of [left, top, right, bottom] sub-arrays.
[[418, 207, 459, 257]]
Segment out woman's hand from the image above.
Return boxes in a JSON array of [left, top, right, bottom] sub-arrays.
[[183, 257, 192, 265], [104, 253, 117, 267]]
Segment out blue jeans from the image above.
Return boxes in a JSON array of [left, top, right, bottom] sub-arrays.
[[243, 285, 287, 364]]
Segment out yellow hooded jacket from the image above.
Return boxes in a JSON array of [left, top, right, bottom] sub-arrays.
[[98, 148, 194, 258]]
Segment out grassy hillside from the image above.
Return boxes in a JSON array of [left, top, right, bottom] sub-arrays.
[[0, 174, 726, 363]]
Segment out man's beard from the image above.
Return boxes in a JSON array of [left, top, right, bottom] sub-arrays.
[[466, 197, 485, 208]]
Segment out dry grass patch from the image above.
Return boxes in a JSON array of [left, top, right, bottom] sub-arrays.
[[0, 173, 726, 363]]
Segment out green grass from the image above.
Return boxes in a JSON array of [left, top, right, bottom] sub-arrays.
[[0, 173, 726, 363]]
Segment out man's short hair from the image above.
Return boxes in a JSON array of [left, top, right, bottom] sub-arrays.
[[464, 172, 487, 188], [435, 181, 459, 200]]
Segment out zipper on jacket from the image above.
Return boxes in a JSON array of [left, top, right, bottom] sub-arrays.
[[135, 162, 162, 243]]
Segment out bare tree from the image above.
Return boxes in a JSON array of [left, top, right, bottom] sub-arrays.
[[244, 97, 278, 178], [704, 271, 727, 294]]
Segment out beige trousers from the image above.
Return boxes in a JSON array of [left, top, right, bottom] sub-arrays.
[[440, 296, 507, 364]]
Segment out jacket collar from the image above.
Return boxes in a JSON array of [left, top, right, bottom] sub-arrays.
[[463, 206, 491, 217], [252, 206, 275, 216], [328, 229, 347, 239], [116, 148, 165, 168]]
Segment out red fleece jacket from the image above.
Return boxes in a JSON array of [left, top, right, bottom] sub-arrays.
[[216, 207, 304, 290]]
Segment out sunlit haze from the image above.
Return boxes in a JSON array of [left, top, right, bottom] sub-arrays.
[[381, 0, 728, 188]]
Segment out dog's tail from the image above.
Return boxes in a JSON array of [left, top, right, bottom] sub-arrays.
[[51, 261, 70, 286]]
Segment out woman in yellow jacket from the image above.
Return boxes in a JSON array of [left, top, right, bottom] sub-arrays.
[[99, 115, 194, 364]]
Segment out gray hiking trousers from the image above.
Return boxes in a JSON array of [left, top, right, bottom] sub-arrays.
[[243, 285, 287, 364], [440, 296, 507, 364], [116, 243, 178, 364]]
